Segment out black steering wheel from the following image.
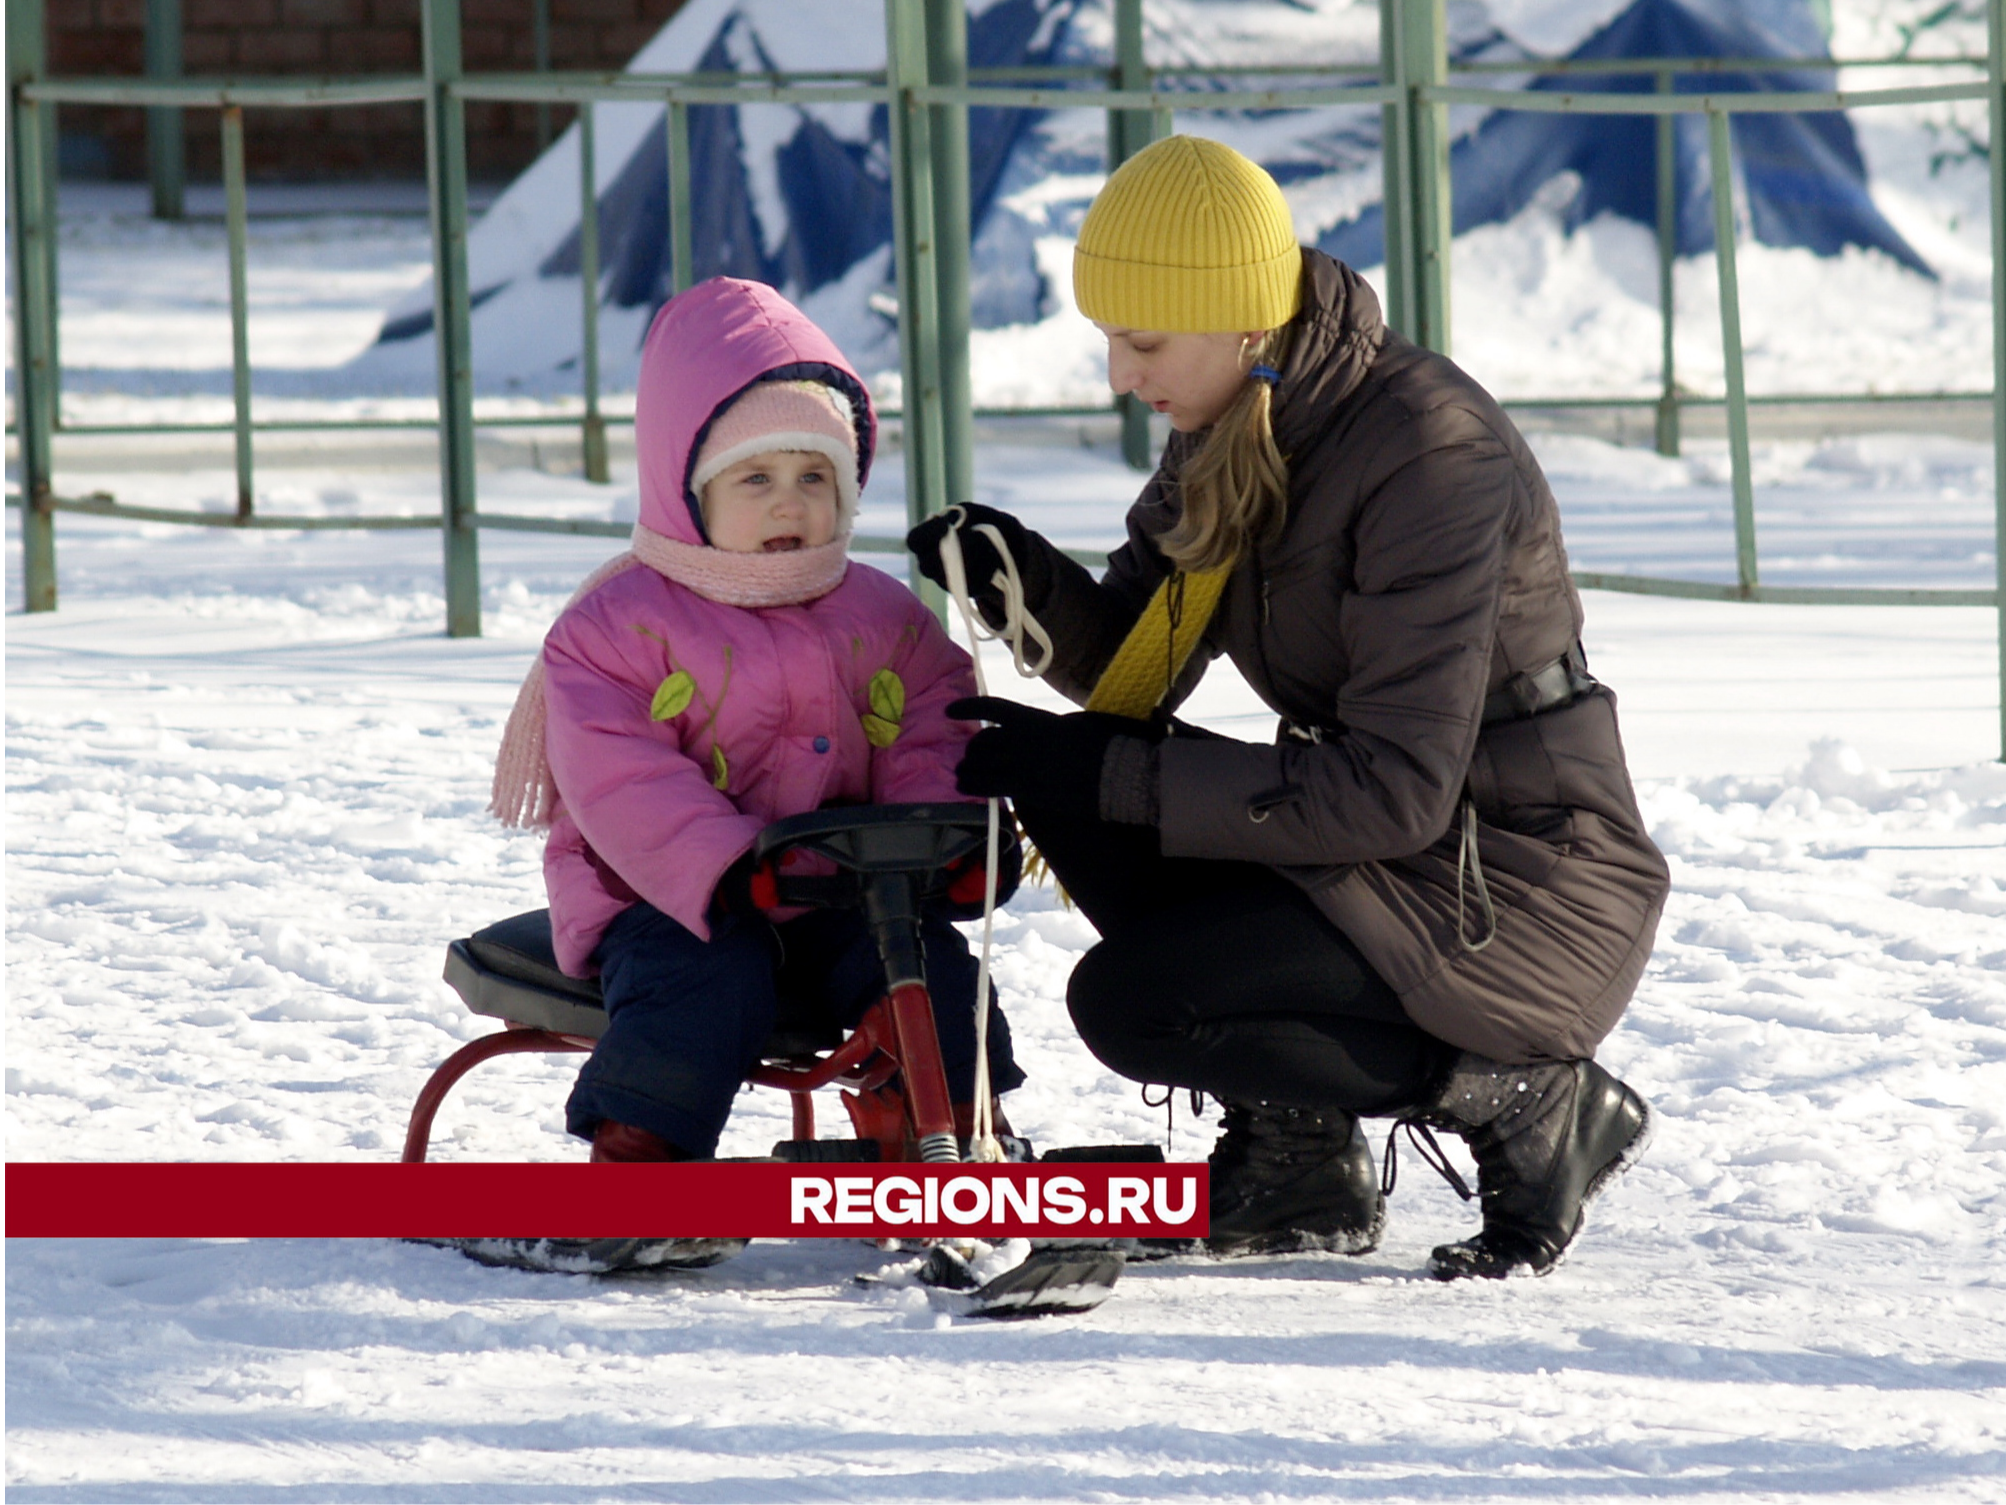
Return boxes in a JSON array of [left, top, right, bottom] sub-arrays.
[[752, 803, 998, 910]]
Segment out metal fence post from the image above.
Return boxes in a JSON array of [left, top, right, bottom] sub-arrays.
[[422, 0, 482, 637], [666, 98, 694, 296], [1654, 68, 1680, 456], [1110, 0, 1156, 470], [145, 0, 185, 220], [532, 0, 551, 151], [925, 0, 975, 509], [1400, 0, 1450, 352], [1707, 108, 1759, 596], [577, 103, 609, 483], [1379, 0, 1411, 337], [1990, 0, 2006, 760], [8, 0, 58, 611], [886, 0, 946, 613], [40, 49, 59, 403], [221, 106, 254, 519]]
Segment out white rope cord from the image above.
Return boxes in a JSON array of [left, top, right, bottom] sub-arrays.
[[937, 510, 1055, 681], [935, 507, 1054, 1163]]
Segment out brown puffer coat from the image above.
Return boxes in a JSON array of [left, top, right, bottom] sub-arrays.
[[1028, 250, 1669, 1063]]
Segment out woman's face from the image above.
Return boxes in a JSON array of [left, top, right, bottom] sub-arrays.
[[700, 449, 841, 552], [1096, 324, 1263, 432]]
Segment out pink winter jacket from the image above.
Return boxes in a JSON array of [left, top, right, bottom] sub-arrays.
[[540, 281, 977, 975]]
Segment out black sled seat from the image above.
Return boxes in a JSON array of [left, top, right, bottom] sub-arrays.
[[443, 910, 606, 1039], [443, 909, 843, 1058]]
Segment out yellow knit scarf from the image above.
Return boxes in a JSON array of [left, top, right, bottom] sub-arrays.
[[1084, 565, 1234, 719], [1023, 563, 1234, 897]]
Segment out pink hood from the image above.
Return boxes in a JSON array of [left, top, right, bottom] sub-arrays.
[[537, 279, 974, 975], [637, 277, 877, 546]]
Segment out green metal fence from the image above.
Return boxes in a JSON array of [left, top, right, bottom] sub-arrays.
[[7, 0, 2005, 756]]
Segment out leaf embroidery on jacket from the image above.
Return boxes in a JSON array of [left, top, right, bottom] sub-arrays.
[[862, 667, 905, 748], [855, 626, 919, 750], [631, 626, 734, 791], [650, 669, 695, 721]]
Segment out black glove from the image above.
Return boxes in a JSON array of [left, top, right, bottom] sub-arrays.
[[907, 504, 1051, 623], [948, 696, 1156, 825]]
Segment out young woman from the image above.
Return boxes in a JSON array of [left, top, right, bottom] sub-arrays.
[[909, 136, 1669, 1280]]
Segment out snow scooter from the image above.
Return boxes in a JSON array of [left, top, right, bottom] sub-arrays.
[[406, 802, 1151, 1318]]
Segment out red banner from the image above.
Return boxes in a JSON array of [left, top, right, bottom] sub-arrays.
[[5, 1162, 1209, 1240]]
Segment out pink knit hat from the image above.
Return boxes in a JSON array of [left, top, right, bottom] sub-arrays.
[[688, 379, 860, 536]]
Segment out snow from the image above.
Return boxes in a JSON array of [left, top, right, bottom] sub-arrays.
[[10, 433, 2003, 1500], [8, 6, 2006, 1494]]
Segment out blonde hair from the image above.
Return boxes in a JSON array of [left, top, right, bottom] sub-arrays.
[[1158, 323, 1295, 574]]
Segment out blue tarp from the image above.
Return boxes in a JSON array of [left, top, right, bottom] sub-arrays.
[[373, 0, 1929, 362], [538, 0, 1075, 320], [1320, 0, 1930, 278]]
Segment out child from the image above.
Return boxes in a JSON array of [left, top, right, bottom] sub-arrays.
[[490, 276, 1023, 1174]]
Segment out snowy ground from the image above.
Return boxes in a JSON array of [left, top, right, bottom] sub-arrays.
[[9, 427, 2005, 1500], [8, 156, 2006, 1498]]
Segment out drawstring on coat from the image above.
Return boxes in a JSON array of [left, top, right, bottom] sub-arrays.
[[1455, 797, 1498, 953]]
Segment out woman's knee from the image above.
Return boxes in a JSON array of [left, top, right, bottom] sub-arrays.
[[1066, 937, 1174, 1081]]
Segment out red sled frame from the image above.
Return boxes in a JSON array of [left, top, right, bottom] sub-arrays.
[[403, 806, 996, 1166], [401, 979, 956, 1164]]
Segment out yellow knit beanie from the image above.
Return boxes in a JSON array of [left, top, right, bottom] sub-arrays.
[[1073, 135, 1302, 334]]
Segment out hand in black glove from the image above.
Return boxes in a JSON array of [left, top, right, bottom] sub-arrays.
[[907, 504, 1051, 623], [948, 696, 1156, 825]]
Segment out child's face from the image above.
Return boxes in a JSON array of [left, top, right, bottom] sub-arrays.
[[700, 449, 842, 553]]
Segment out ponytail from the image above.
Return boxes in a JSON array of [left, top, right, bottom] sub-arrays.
[[1158, 323, 1295, 574]]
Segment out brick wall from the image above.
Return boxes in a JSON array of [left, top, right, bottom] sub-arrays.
[[46, 0, 691, 182]]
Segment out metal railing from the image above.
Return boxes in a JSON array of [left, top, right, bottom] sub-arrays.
[[7, 0, 2005, 756]]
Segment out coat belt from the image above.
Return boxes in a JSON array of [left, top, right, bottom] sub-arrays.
[[1279, 643, 1597, 746], [1479, 642, 1597, 725]]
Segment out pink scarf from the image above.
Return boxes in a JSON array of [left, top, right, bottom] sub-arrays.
[[490, 523, 850, 828]]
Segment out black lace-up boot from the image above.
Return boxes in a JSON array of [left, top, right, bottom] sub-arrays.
[[1405, 1055, 1652, 1280], [1203, 1101, 1385, 1257]]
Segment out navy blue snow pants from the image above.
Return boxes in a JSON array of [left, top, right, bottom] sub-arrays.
[[565, 900, 1024, 1157]]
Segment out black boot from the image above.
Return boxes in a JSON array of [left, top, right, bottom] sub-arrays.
[[1203, 1102, 1385, 1257], [1403, 1055, 1652, 1280]]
